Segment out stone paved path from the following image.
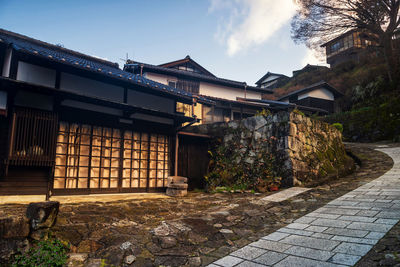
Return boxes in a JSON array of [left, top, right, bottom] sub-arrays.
[[208, 147, 400, 267]]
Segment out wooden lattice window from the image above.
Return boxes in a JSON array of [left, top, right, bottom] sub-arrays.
[[9, 107, 58, 166], [54, 122, 169, 190], [122, 132, 169, 188], [55, 123, 121, 189]]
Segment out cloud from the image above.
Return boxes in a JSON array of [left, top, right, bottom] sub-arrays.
[[301, 49, 327, 66], [209, 0, 297, 56]]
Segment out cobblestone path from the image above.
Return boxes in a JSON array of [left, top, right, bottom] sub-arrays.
[[209, 147, 400, 267]]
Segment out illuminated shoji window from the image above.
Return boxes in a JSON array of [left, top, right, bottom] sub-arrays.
[[151, 134, 169, 188], [54, 123, 91, 189], [122, 132, 169, 188], [54, 122, 169, 190], [55, 123, 121, 189], [90, 126, 121, 189], [122, 131, 148, 188]]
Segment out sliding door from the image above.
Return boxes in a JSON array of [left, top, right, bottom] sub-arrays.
[[54, 122, 169, 192]]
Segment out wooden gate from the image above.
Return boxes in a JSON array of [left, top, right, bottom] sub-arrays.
[[177, 133, 211, 190]]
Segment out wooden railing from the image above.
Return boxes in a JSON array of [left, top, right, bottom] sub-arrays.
[[8, 107, 58, 167]]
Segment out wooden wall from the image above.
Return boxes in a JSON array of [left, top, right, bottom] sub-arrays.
[[178, 135, 210, 190], [0, 166, 49, 195]]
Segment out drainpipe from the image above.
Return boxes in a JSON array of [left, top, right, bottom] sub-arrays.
[[244, 83, 247, 99], [174, 117, 199, 177]]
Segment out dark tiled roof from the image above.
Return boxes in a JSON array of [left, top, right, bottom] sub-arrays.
[[277, 81, 343, 101], [238, 98, 329, 114], [158, 55, 216, 77], [255, 72, 289, 86], [0, 29, 210, 103], [125, 62, 273, 94]]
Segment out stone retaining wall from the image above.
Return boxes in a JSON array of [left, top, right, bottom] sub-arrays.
[[0, 201, 59, 264], [186, 111, 354, 187]]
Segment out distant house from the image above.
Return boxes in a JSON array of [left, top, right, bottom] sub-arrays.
[[255, 72, 289, 90], [321, 30, 378, 67], [0, 29, 203, 196], [292, 64, 329, 77], [124, 56, 273, 124], [278, 81, 343, 113]]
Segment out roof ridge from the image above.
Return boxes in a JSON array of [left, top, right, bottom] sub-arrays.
[[127, 61, 245, 85], [0, 28, 119, 68]]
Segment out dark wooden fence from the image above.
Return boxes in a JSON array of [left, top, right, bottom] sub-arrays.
[[8, 107, 58, 167]]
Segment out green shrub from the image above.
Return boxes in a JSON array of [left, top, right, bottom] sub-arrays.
[[255, 108, 271, 117], [331, 123, 343, 133], [323, 93, 400, 142], [12, 238, 69, 267], [292, 109, 305, 116]]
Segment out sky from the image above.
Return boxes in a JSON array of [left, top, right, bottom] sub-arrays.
[[0, 0, 326, 85]]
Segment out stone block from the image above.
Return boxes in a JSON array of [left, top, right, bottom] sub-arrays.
[[337, 215, 377, 223], [305, 213, 340, 220], [230, 246, 267, 260], [284, 245, 334, 261], [286, 223, 309, 230], [166, 176, 188, 197], [304, 225, 327, 233], [311, 233, 333, 239], [253, 250, 287, 265], [347, 222, 393, 232], [324, 227, 368, 238], [235, 261, 266, 267], [310, 218, 350, 228], [274, 255, 341, 267], [328, 253, 361, 266], [277, 228, 314, 237], [262, 232, 290, 241], [214, 255, 243, 266], [249, 239, 292, 252], [0, 215, 30, 239], [331, 235, 378, 245], [26, 201, 60, 230], [279, 235, 340, 251], [332, 242, 373, 256], [294, 217, 316, 224]]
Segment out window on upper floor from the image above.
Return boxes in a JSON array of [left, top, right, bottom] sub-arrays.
[[176, 79, 200, 94], [202, 105, 231, 124], [330, 41, 343, 54]]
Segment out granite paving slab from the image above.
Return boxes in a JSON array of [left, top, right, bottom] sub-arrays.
[[259, 187, 311, 202], [209, 147, 400, 266]]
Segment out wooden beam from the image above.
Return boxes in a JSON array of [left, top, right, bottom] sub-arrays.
[[9, 51, 18, 80], [177, 131, 211, 139], [174, 133, 179, 177]]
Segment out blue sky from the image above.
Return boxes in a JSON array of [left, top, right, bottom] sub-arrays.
[[0, 0, 324, 85]]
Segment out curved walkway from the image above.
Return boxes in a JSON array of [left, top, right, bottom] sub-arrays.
[[208, 147, 400, 267]]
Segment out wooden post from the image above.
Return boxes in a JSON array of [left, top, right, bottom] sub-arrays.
[[174, 133, 179, 177]]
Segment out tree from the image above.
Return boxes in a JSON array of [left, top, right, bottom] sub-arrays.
[[291, 0, 400, 84]]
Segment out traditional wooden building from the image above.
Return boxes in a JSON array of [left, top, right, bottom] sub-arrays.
[[321, 30, 378, 67], [124, 56, 273, 124], [277, 81, 343, 114], [0, 29, 207, 196], [255, 72, 289, 90]]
